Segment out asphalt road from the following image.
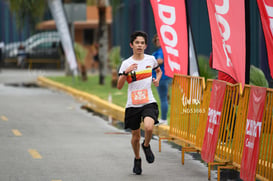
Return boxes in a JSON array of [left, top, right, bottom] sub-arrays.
[[0, 69, 217, 181]]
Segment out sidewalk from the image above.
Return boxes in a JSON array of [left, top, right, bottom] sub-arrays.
[[0, 68, 64, 84]]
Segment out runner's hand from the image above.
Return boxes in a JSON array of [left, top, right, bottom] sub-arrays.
[[152, 78, 159, 87]]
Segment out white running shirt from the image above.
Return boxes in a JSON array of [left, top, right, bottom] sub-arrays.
[[119, 54, 159, 108]]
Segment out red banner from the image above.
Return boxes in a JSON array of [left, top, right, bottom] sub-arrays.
[[150, 0, 188, 77], [207, 0, 246, 88], [257, 0, 273, 79], [240, 86, 266, 181], [201, 80, 226, 162]]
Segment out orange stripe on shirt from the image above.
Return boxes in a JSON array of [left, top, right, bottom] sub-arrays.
[[127, 70, 152, 83]]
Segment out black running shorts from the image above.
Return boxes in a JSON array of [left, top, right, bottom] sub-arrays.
[[124, 102, 159, 130]]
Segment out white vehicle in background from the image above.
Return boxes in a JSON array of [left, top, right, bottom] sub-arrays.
[[4, 31, 59, 58], [25, 36, 61, 59]]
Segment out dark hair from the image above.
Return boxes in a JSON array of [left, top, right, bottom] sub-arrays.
[[152, 34, 158, 45], [130, 31, 148, 45]]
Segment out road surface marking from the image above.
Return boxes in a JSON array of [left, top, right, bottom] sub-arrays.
[[67, 106, 74, 110], [52, 180, 62, 181], [28, 149, 42, 159], [12, 129, 22, 136], [1, 115, 8, 121], [104, 132, 130, 135]]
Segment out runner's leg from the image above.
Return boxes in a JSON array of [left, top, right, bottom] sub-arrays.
[[131, 128, 141, 159]]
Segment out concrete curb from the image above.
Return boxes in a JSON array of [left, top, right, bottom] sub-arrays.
[[36, 76, 171, 138]]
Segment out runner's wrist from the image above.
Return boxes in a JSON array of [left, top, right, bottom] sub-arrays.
[[123, 71, 128, 76]]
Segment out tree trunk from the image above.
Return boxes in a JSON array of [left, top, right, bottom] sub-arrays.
[[65, 59, 73, 76], [111, 68, 118, 87], [98, 3, 108, 85], [81, 64, 87, 81]]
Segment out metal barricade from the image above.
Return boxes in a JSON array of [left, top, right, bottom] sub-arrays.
[[195, 79, 212, 150], [219, 85, 273, 181], [169, 75, 205, 145], [159, 74, 207, 164], [257, 88, 273, 180], [215, 81, 240, 162], [203, 80, 241, 180], [159, 75, 272, 181], [231, 85, 250, 168]]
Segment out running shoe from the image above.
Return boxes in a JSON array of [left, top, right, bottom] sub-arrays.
[[133, 158, 142, 175], [142, 140, 155, 163]]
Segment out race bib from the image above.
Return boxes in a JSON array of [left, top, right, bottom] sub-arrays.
[[131, 89, 149, 105]]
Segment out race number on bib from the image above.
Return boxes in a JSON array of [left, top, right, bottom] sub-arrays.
[[131, 89, 149, 105]]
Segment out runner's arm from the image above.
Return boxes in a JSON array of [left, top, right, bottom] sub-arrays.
[[152, 66, 162, 87], [117, 63, 137, 89], [117, 74, 127, 89]]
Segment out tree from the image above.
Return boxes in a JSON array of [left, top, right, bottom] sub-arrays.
[[9, 0, 113, 84], [8, 0, 46, 32], [87, 0, 110, 85], [97, 0, 110, 85], [74, 42, 88, 81]]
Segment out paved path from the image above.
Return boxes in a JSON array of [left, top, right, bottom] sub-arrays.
[[0, 69, 218, 181]]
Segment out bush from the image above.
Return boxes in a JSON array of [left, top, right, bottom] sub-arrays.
[[74, 43, 87, 65], [250, 65, 269, 88], [108, 46, 122, 70], [197, 55, 217, 80], [197, 56, 269, 88]]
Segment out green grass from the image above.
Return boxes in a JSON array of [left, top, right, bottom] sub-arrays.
[[48, 75, 162, 109], [48, 75, 128, 107]]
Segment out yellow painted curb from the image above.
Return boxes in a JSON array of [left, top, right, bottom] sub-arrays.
[[36, 76, 170, 138]]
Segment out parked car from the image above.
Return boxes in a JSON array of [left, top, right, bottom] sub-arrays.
[[4, 31, 60, 59], [25, 36, 61, 59]]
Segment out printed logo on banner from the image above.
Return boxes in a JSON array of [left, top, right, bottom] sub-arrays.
[[245, 119, 262, 149], [240, 86, 266, 181], [215, 0, 232, 67], [263, 0, 273, 36], [207, 0, 246, 88], [257, 0, 273, 79], [207, 108, 221, 135], [201, 80, 226, 163], [150, 0, 188, 77]]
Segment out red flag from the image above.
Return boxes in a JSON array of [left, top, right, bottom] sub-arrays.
[[201, 80, 226, 162], [150, 0, 188, 77], [257, 0, 273, 79], [240, 86, 266, 181], [207, 0, 246, 88]]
